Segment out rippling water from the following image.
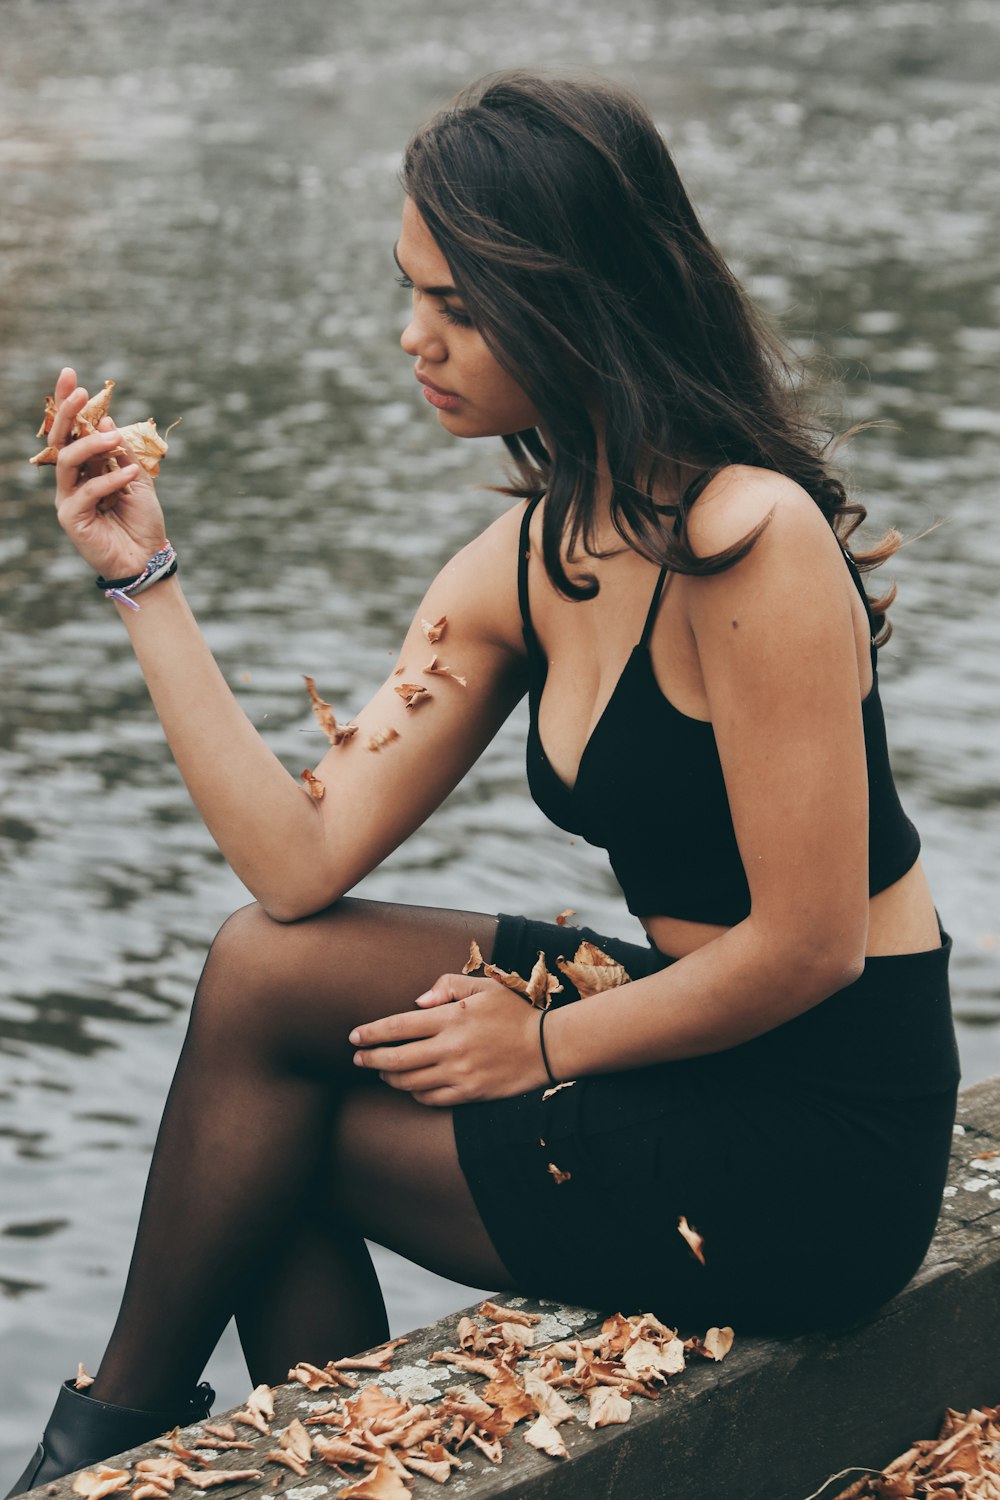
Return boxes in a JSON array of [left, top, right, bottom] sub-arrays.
[[1, 0, 998, 1467]]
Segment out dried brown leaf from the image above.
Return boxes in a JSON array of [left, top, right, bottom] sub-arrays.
[[480, 1370, 536, 1428], [547, 1162, 571, 1185], [176, 1469, 263, 1488], [427, 1349, 501, 1379], [556, 941, 630, 998], [303, 676, 358, 746], [524, 1372, 577, 1426], [300, 768, 326, 801], [422, 656, 467, 687], [393, 683, 432, 710], [555, 908, 576, 926], [71, 1467, 130, 1499], [338, 1457, 413, 1498], [343, 1383, 410, 1432], [677, 1214, 706, 1265], [701, 1326, 734, 1362], [289, 1360, 341, 1391], [524, 1414, 569, 1459], [202, 1425, 238, 1441], [478, 1300, 541, 1327], [116, 419, 169, 476], [400, 1455, 451, 1484], [587, 1386, 632, 1428], [74, 1363, 95, 1390], [312, 1434, 375, 1466], [263, 1451, 309, 1477], [467, 1432, 504, 1465], [333, 1336, 409, 1372], [463, 940, 485, 975], [366, 726, 400, 752], [421, 616, 447, 644], [542, 1079, 576, 1101]]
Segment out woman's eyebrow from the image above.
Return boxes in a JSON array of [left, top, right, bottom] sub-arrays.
[[392, 242, 463, 298]]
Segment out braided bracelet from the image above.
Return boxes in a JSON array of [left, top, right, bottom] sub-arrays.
[[96, 543, 177, 610], [538, 1005, 560, 1088]]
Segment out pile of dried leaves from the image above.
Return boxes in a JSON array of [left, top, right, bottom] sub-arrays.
[[69, 1302, 733, 1500], [30, 379, 174, 476], [830, 1405, 1000, 1500]]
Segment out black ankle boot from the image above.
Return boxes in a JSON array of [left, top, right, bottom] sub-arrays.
[[5, 1379, 215, 1498]]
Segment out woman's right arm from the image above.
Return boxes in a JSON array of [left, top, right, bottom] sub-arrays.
[[48, 371, 528, 922]]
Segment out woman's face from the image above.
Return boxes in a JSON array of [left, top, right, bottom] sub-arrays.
[[397, 197, 542, 439]]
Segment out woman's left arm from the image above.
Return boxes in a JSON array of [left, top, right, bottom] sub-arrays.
[[353, 473, 873, 1102], [544, 472, 872, 1078]]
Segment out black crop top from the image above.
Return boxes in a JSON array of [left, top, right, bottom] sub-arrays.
[[519, 494, 921, 925]]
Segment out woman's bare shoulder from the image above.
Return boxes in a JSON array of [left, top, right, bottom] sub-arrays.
[[438, 497, 530, 656], [684, 464, 832, 561]]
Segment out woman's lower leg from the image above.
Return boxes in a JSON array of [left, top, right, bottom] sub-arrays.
[[89, 898, 498, 1411]]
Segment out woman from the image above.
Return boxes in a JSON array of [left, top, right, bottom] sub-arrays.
[[8, 69, 959, 1493]]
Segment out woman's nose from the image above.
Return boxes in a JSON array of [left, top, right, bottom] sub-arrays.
[[400, 307, 446, 362]]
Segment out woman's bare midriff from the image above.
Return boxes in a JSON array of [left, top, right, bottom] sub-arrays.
[[641, 857, 942, 962]]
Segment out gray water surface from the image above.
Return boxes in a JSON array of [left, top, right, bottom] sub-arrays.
[[1, 0, 998, 1467]]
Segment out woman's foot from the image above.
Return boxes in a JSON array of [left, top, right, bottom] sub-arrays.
[[5, 1378, 214, 1498]]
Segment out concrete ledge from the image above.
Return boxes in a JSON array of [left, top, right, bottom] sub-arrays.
[[33, 1077, 1000, 1500]]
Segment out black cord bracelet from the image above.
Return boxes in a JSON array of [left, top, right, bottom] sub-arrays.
[[538, 1004, 559, 1088]]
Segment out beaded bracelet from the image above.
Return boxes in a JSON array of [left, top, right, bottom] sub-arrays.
[[96, 543, 177, 611], [538, 1005, 560, 1088]]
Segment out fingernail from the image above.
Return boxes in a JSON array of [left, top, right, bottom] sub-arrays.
[[415, 990, 433, 1005], [352, 1052, 364, 1066], [348, 1029, 360, 1045]]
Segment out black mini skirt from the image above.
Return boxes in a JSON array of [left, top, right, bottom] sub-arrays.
[[451, 912, 959, 1334]]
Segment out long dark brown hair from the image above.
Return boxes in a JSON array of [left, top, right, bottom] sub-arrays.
[[402, 69, 899, 639]]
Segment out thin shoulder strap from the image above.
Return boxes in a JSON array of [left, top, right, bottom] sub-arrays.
[[517, 494, 545, 643], [639, 566, 670, 648], [841, 547, 879, 664]]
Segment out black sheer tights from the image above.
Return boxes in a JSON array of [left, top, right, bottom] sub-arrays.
[[89, 898, 514, 1411]]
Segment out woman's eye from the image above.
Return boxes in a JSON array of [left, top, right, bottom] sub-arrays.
[[395, 272, 414, 290], [441, 305, 473, 328]]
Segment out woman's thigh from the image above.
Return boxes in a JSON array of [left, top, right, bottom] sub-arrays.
[[329, 1084, 516, 1292], [196, 895, 501, 1071]]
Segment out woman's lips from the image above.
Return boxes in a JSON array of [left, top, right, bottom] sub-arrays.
[[416, 373, 462, 411]]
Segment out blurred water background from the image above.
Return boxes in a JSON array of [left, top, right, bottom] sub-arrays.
[[1, 0, 998, 1469]]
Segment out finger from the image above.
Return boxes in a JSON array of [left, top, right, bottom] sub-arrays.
[[55, 428, 122, 490], [48, 385, 89, 449], [56, 463, 140, 523], [377, 1066, 444, 1094], [354, 1038, 441, 1075], [412, 1086, 462, 1108], [54, 368, 78, 405], [414, 973, 488, 1007], [349, 1008, 444, 1049]]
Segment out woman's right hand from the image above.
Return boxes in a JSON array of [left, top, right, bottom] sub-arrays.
[[49, 366, 170, 580]]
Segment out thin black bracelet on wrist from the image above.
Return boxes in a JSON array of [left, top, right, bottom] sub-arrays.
[[538, 1004, 560, 1088]]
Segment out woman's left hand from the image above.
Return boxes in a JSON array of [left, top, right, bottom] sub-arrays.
[[349, 975, 551, 1105]]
